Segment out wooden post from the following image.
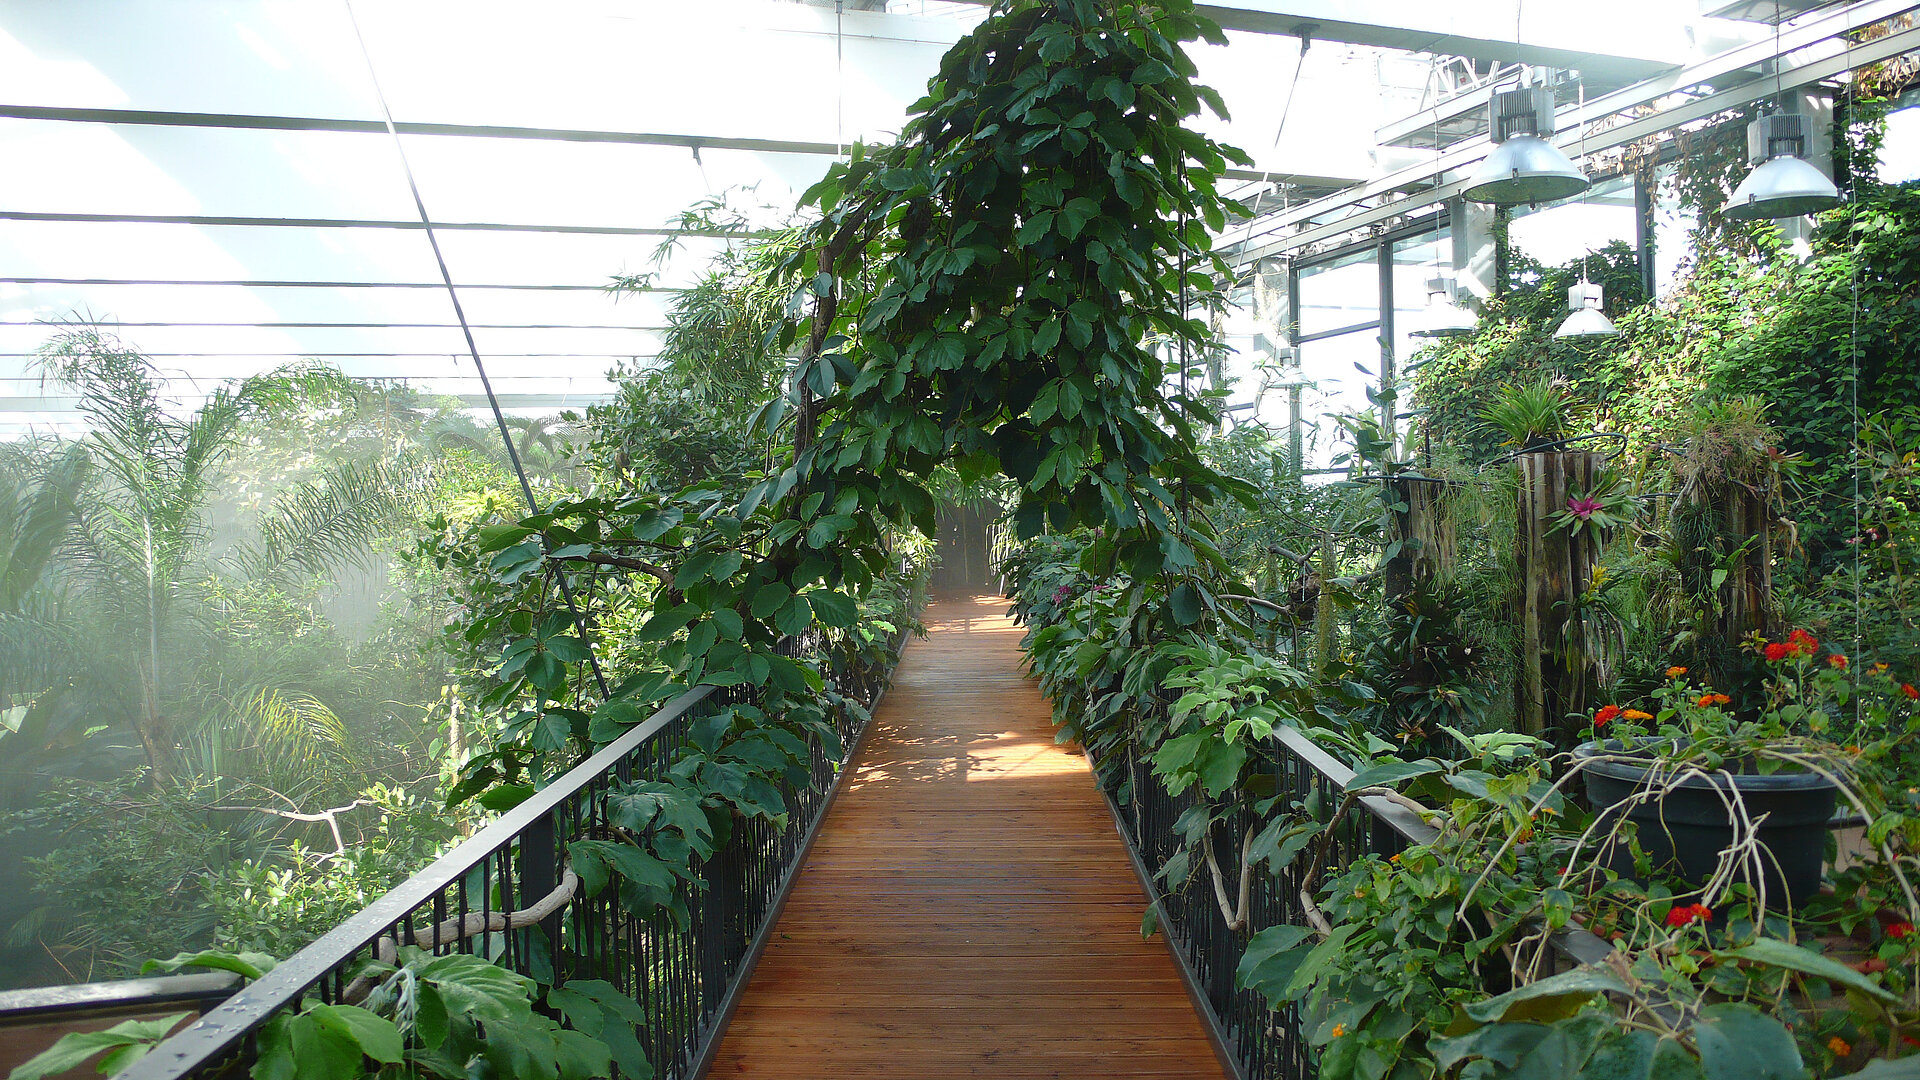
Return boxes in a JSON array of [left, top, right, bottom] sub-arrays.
[[1383, 477, 1457, 606], [1684, 474, 1778, 652], [1514, 451, 1608, 740]]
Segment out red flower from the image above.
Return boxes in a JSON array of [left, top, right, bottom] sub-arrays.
[[1905, 684, 1919, 701], [1765, 642, 1792, 662], [1787, 628, 1819, 658], [1829, 654, 1849, 669], [1666, 903, 1713, 928], [1593, 704, 1622, 728], [1890, 922, 1914, 940]]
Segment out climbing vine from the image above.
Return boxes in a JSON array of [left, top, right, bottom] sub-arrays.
[[441, 0, 1264, 1019]]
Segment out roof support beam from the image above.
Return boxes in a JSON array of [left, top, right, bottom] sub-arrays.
[[944, 0, 1693, 79], [1225, 0, 1920, 265], [0, 210, 769, 239]]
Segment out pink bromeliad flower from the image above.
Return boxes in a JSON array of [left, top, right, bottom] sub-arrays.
[[1567, 495, 1603, 519]]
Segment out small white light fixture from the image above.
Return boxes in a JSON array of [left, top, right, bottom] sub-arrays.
[[1464, 84, 1591, 207], [1408, 275, 1477, 338], [1555, 280, 1616, 339], [1724, 112, 1842, 220]]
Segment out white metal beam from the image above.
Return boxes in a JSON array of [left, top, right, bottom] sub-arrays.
[[946, 0, 1712, 80], [1224, 0, 1920, 265]]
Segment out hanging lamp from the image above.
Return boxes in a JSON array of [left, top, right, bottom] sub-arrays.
[[1409, 275, 1477, 338], [1464, 84, 1591, 207], [1555, 280, 1617, 338], [1726, 0, 1841, 221], [1725, 111, 1842, 219]]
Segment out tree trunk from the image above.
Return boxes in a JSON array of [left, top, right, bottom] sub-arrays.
[[1514, 451, 1607, 742], [1384, 477, 1457, 606]]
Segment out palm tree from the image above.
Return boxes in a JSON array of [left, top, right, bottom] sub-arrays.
[[36, 328, 394, 784], [0, 444, 99, 809], [0, 443, 89, 704]]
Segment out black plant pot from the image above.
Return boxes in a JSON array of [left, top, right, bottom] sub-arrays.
[[1572, 741, 1838, 909]]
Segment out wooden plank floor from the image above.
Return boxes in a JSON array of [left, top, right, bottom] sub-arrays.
[[707, 593, 1228, 1079]]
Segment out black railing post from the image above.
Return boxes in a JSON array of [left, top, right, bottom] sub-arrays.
[[521, 807, 562, 986]]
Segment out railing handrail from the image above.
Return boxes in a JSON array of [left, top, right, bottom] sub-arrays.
[[117, 684, 719, 1080], [1275, 723, 1617, 968], [0, 973, 238, 1026], [1273, 726, 1437, 848]]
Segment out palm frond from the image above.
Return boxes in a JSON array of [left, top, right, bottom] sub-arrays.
[[0, 444, 89, 613], [234, 454, 420, 582]]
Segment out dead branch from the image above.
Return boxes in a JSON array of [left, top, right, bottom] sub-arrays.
[[344, 866, 580, 1004], [207, 799, 377, 855], [549, 552, 673, 585]]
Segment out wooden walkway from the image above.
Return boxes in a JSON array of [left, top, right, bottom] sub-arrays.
[[708, 594, 1227, 1078]]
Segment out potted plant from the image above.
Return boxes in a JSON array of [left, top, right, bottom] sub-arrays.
[[1572, 630, 1919, 909]]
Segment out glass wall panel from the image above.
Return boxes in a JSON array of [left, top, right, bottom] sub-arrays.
[[1297, 246, 1378, 337], [1295, 327, 1380, 472], [1507, 174, 1637, 270], [1879, 103, 1920, 183], [1390, 227, 1452, 379]]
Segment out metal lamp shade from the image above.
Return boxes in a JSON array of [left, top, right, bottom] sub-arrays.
[[1724, 153, 1842, 220], [1463, 135, 1591, 206], [1555, 281, 1617, 339], [1409, 301, 1478, 338]]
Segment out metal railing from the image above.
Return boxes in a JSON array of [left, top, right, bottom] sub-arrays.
[[98, 636, 902, 1080], [1106, 725, 1614, 1080]]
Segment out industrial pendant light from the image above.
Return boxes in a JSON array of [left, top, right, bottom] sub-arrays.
[[1464, 83, 1591, 207], [1409, 275, 1477, 338], [1726, 0, 1841, 220], [1555, 280, 1617, 339], [1725, 111, 1842, 220]]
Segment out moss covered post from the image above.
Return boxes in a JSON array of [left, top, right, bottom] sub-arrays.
[[1514, 450, 1608, 739]]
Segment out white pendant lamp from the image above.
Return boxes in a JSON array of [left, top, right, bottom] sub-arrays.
[[1724, 112, 1842, 220], [1555, 280, 1616, 339], [1408, 275, 1477, 338], [1464, 84, 1591, 207]]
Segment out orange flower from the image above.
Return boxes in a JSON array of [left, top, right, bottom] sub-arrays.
[[1829, 1036, 1853, 1057], [1695, 693, 1731, 707], [1331, 1024, 1347, 1039], [1829, 654, 1850, 669], [1666, 666, 1688, 678], [1711, 693, 1731, 705], [1593, 704, 1622, 728], [1622, 709, 1653, 721], [1905, 684, 1919, 701]]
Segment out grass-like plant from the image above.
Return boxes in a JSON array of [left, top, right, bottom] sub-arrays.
[[1478, 376, 1584, 450]]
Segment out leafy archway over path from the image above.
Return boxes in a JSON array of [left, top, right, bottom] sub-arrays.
[[454, 0, 1254, 916]]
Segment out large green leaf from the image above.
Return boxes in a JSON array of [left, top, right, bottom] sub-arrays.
[[1835, 1058, 1920, 1079], [1345, 759, 1443, 791], [306, 1004, 403, 1066], [1717, 937, 1899, 1003], [1692, 1003, 1802, 1080], [1234, 925, 1316, 1006], [1464, 967, 1631, 1024], [5, 1013, 188, 1080]]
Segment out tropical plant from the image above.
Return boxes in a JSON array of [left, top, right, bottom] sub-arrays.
[[34, 328, 405, 784], [1478, 375, 1584, 451]]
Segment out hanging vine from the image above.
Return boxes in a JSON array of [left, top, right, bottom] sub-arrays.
[[435, 0, 1262, 957]]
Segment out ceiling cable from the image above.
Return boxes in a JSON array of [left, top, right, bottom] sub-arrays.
[[341, 0, 612, 700]]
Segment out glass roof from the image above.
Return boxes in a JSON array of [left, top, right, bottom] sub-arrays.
[[0, 0, 1846, 438]]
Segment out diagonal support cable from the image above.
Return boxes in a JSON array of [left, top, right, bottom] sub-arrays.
[[341, 0, 612, 699]]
